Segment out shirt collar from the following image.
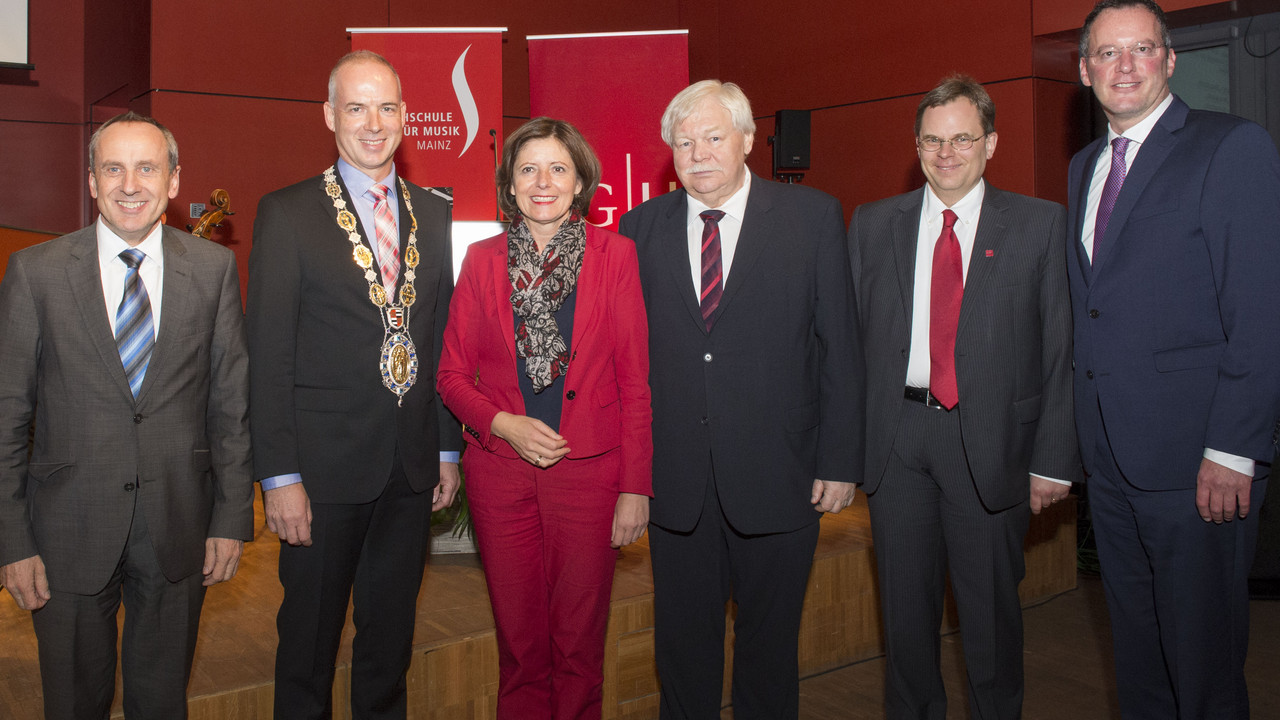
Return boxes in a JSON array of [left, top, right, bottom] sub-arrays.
[[686, 170, 752, 223], [923, 177, 985, 226], [96, 216, 165, 266], [1107, 92, 1174, 146], [336, 157, 397, 200]]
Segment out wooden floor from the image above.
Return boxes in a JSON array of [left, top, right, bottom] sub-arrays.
[[8, 493, 1270, 719], [789, 574, 1280, 720]]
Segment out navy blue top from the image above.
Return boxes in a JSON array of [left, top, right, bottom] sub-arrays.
[[516, 289, 576, 432]]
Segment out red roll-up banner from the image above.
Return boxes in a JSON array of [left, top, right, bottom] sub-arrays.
[[351, 28, 505, 223], [527, 31, 688, 231]]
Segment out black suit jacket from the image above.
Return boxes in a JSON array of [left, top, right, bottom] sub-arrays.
[[247, 169, 461, 503], [849, 185, 1081, 511], [619, 175, 864, 535]]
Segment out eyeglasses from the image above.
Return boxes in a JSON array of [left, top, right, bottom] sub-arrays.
[[916, 134, 987, 152], [1086, 43, 1165, 64]]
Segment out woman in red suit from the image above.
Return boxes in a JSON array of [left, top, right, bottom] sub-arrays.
[[437, 117, 652, 720]]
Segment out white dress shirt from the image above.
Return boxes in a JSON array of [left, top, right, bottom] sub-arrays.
[[1081, 93, 1173, 262], [906, 180, 984, 388], [97, 217, 164, 338], [1082, 93, 1252, 477], [684, 172, 752, 292]]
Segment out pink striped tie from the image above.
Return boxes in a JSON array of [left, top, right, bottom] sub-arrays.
[[699, 210, 725, 331], [369, 184, 400, 291]]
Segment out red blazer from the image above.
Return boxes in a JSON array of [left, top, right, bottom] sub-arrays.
[[437, 225, 653, 496]]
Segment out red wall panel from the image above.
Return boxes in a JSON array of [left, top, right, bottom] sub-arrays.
[[149, 92, 336, 297], [0, 0, 85, 124], [0, 0, 86, 233], [711, 0, 1035, 118], [795, 79, 1044, 224], [0, 122, 86, 233], [388, 0, 682, 128], [1034, 0, 1220, 37], [150, 0, 388, 100]]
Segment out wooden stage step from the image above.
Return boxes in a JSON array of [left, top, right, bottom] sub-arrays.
[[0, 495, 1077, 719]]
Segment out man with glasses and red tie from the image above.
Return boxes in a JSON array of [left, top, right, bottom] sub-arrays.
[[1069, 2, 1280, 717], [849, 75, 1079, 719]]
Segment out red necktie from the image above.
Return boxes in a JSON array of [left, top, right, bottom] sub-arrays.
[[699, 210, 725, 331], [929, 209, 961, 410]]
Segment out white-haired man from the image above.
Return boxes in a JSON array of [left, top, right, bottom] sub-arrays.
[[619, 80, 864, 719]]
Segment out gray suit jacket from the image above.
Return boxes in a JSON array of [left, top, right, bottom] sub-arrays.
[[849, 185, 1081, 510], [0, 225, 252, 594]]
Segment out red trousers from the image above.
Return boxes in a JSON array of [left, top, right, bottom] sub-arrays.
[[464, 447, 621, 720]]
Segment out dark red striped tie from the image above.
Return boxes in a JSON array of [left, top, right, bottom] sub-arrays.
[[699, 210, 726, 331]]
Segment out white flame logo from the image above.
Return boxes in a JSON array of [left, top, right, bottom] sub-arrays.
[[452, 45, 479, 158]]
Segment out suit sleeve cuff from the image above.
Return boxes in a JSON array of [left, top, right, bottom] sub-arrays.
[[1203, 448, 1255, 477], [260, 473, 302, 491]]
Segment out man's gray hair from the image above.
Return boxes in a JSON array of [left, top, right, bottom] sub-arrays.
[[660, 80, 756, 147], [88, 111, 180, 172]]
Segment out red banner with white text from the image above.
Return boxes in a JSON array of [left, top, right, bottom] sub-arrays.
[[352, 28, 504, 222], [527, 31, 688, 231]]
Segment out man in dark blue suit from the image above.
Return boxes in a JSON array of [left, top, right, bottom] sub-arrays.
[[619, 80, 864, 719], [1069, 1, 1280, 717]]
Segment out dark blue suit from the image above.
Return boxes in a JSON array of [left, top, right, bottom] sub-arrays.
[[1068, 95, 1280, 718]]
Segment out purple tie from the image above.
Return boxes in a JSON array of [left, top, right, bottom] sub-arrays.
[[699, 210, 725, 331], [1093, 136, 1131, 263]]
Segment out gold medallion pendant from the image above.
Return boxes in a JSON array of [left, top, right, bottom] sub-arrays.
[[322, 165, 424, 405], [380, 332, 418, 398]]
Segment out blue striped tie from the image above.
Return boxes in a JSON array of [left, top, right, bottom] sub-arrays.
[[116, 249, 154, 397]]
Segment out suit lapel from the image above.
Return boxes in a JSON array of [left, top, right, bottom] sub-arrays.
[[1092, 98, 1187, 274], [567, 227, 604, 356], [719, 176, 772, 324], [659, 192, 705, 332], [1072, 139, 1106, 287], [489, 234, 518, 363], [138, 228, 191, 402], [66, 229, 134, 399], [958, 186, 1009, 336], [893, 191, 923, 323], [330, 170, 385, 291]]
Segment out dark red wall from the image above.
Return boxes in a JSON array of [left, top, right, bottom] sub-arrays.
[[0, 0, 1240, 275]]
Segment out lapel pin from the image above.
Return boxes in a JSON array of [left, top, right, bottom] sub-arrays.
[[985, 249, 994, 257]]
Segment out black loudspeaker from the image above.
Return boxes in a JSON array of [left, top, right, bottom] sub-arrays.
[[772, 109, 811, 172]]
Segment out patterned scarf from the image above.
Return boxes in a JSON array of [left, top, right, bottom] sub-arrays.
[[509, 214, 586, 393]]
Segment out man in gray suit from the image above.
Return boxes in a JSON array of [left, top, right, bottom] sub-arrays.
[[0, 112, 252, 720], [849, 76, 1080, 719]]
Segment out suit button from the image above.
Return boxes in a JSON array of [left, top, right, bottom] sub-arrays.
[[133, 414, 143, 424], [1086, 370, 1095, 379], [1089, 309, 1100, 319], [700, 416, 709, 425], [566, 390, 576, 400], [124, 483, 135, 492], [704, 353, 713, 362]]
